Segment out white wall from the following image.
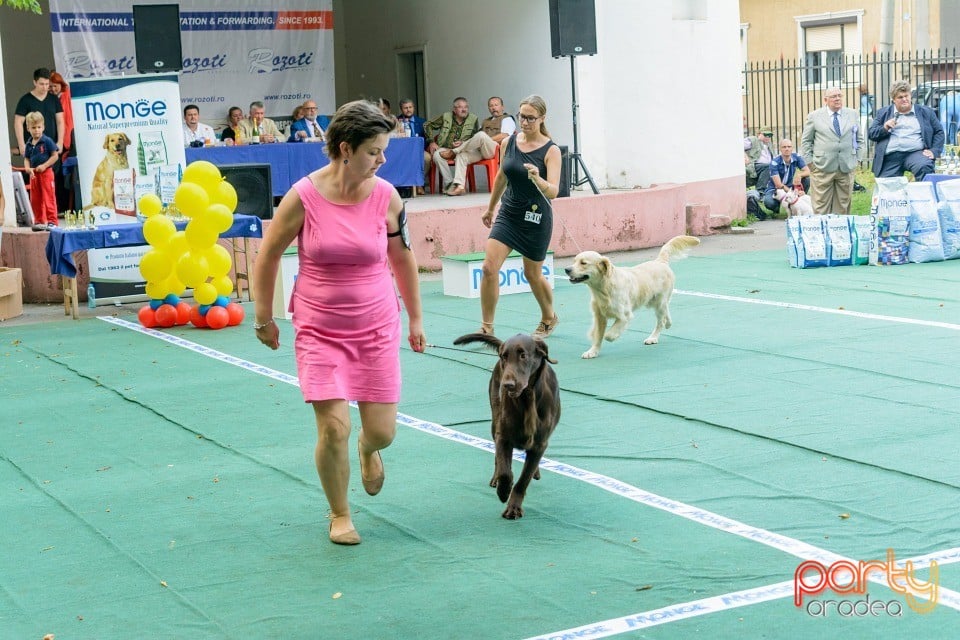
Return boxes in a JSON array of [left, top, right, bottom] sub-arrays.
[[335, 0, 744, 191], [1, 26, 13, 228]]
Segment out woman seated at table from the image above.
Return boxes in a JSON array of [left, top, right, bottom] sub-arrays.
[[221, 106, 244, 145]]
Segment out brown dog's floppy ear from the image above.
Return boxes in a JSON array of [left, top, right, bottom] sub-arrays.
[[534, 337, 558, 365], [102, 135, 111, 149], [121, 133, 132, 146]]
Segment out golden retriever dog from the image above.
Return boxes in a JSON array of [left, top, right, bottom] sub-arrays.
[[85, 132, 131, 210], [564, 235, 700, 359]]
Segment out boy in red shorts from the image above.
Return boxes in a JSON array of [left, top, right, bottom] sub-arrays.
[[23, 110, 60, 227]]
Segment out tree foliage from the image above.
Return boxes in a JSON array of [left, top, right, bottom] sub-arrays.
[[2, 0, 42, 14]]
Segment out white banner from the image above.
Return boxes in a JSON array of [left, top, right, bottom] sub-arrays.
[[48, 1, 335, 124]]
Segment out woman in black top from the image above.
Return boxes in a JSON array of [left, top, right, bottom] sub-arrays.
[[220, 106, 243, 144], [480, 95, 562, 338]]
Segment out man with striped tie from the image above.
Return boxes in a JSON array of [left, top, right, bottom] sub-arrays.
[[288, 100, 329, 143], [800, 86, 863, 215]]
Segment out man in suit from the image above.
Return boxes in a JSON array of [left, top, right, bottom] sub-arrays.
[[868, 80, 944, 182], [238, 101, 282, 143], [288, 100, 329, 143], [398, 98, 429, 195], [801, 87, 864, 215]]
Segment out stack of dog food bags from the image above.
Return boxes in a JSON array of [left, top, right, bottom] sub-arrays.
[[823, 215, 854, 266], [868, 177, 911, 265], [134, 171, 159, 219], [935, 180, 960, 259], [786, 216, 828, 268], [905, 181, 945, 263]]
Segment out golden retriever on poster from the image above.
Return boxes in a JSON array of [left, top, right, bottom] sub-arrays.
[[564, 236, 700, 359], [84, 132, 132, 210]]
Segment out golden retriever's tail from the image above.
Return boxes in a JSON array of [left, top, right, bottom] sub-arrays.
[[657, 235, 700, 263]]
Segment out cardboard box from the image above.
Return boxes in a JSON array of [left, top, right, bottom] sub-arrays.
[[0, 267, 24, 321], [441, 251, 554, 298]]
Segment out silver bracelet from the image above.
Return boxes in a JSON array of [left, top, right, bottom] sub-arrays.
[[253, 319, 275, 330]]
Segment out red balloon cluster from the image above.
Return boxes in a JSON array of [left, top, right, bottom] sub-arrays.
[[137, 296, 245, 330]]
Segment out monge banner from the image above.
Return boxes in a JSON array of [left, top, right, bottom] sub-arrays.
[[48, 1, 334, 124]]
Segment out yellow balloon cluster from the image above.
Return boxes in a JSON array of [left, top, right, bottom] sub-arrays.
[[137, 161, 239, 308]]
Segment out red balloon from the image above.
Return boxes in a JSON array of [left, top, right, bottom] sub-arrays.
[[226, 302, 245, 326], [205, 305, 229, 330], [176, 301, 192, 325], [138, 305, 157, 328], [189, 305, 207, 328], [155, 304, 178, 328]]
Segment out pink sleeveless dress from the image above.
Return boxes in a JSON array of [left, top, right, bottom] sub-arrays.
[[290, 176, 401, 403]]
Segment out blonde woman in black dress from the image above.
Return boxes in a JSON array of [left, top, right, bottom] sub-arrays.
[[479, 95, 562, 338]]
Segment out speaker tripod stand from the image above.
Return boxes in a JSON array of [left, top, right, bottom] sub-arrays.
[[567, 55, 599, 194]]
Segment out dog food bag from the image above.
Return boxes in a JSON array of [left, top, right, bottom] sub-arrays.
[[824, 214, 854, 266], [905, 181, 944, 263], [134, 170, 158, 214], [786, 217, 802, 267], [868, 177, 910, 265], [850, 215, 875, 265], [158, 164, 182, 205], [935, 179, 960, 259], [798, 215, 828, 268], [113, 167, 136, 216], [137, 131, 168, 176]]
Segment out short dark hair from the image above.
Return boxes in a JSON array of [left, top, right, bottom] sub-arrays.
[[33, 68, 51, 81], [183, 104, 200, 117], [325, 100, 395, 160], [453, 96, 468, 105]]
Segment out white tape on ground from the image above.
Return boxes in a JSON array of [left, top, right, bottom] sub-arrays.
[[673, 289, 960, 332], [102, 316, 960, 633]]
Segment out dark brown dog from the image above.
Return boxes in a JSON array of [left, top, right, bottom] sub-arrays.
[[453, 332, 561, 519]]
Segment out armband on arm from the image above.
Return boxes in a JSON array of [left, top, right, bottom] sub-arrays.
[[387, 205, 411, 249]]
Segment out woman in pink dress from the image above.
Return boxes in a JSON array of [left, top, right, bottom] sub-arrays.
[[253, 101, 427, 545]]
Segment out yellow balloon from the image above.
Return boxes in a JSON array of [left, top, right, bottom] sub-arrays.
[[145, 280, 170, 300], [173, 182, 210, 218], [175, 252, 210, 288], [182, 160, 222, 188], [212, 274, 234, 297], [138, 193, 163, 217], [202, 244, 233, 277], [167, 230, 190, 258], [210, 179, 238, 213], [205, 203, 234, 234], [164, 273, 187, 297], [142, 214, 177, 249], [139, 249, 174, 282], [193, 281, 218, 306], [185, 217, 219, 250]]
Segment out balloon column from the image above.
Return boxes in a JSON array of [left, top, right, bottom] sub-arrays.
[[136, 161, 246, 330]]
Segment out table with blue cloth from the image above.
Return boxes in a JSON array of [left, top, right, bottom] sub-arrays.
[[186, 136, 424, 197], [46, 214, 263, 319]]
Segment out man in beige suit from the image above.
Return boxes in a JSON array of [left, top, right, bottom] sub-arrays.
[[800, 87, 864, 215]]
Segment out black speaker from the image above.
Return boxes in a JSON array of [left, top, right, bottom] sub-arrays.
[[220, 164, 274, 220], [133, 4, 183, 73], [549, 0, 597, 58], [557, 145, 571, 198]]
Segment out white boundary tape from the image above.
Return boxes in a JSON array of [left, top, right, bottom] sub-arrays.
[[100, 316, 960, 636]]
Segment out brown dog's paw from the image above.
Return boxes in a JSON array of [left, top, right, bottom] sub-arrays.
[[489, 474, 497, 488], [502, 503, 524, 519], [533, 468, 541, 481]]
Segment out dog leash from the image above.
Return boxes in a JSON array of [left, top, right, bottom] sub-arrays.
[[424, 343, 498, 356], [528, 165, 585, 253]]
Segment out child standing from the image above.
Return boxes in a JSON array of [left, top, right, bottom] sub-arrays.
[[23, 111, 60, 227]]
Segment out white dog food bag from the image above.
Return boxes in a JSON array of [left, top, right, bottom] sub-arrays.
[[137, 130, 168, 176], [868, 177, 910, 265], [113, 168, 136, 217], [134, 169, 158, 214], [905, 181, 944, 263], [934, 179, 960, 259], [824, 214, 854, 266], [158, 164, 182, 205], [786, 215, 828, 268], [850, 215, 875, 265]]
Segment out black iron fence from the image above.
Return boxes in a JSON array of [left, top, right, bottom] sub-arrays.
[[743, 48, 960, 167]]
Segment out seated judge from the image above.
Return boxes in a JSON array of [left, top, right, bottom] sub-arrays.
[[868, 80, 944, 181], [238, 101, 282, 143], [288, 100, 330, 142]]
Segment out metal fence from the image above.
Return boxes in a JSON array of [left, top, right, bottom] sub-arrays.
[[743, 48, 960, 166]]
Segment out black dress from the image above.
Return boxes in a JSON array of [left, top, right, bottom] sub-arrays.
[[489, 135, 556, 262]]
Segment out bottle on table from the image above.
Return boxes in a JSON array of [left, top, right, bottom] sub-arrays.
[[87, 282, 96, 309]]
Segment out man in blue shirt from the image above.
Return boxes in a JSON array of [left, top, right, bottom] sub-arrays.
[[868, 80, 944, 181], [762, 138, 811, 215], [397, 98, 429, 195]]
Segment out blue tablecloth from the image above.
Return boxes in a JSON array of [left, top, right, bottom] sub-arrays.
[[45, 214, 263, 278], [186, 136, 423, 196]]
